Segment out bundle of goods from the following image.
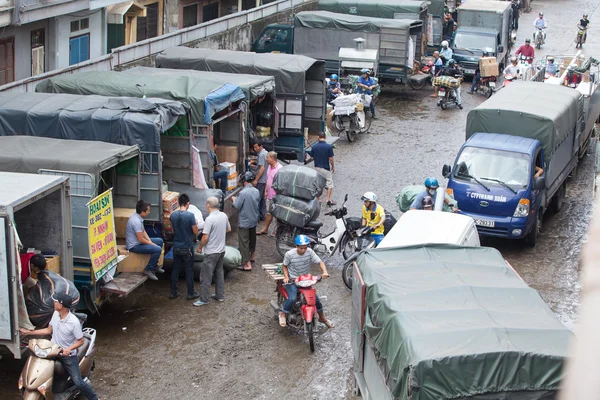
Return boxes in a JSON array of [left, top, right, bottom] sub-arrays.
[[433, 76, 462, 88], [26, 271, 80, 328], [396, 185, 458, 213], [219, 161, 238, 192], [255, 125, 271, 138], [271, 165, 326, 227], [162, 190, 180, 234], [332, 93, 372, 116], [347, 75, 381, 97]]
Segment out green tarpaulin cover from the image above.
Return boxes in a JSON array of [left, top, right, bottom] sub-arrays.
[[294, 11, 420, 33], [356, 244, 571, 400], [36, 71, 245, 125], [318, 0, 426, 19], [466, 82, 581, 166]]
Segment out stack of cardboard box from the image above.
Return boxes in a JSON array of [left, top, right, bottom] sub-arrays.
[[219, 162, 238, 191], [479, 56, 499, 77], [162, 191, 179, 233]]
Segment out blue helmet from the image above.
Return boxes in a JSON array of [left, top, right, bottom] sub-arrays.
[[424, 177, 439, 188], [330, 74, 338, 81], [295, 235, 310, 246], [360, 68, 370, 75]]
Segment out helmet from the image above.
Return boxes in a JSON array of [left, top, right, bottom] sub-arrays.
[[584, 14, 588, 17], [538, 12, 543, 16], [448, 59, 456, 66], [441, 40, 449, 47], [422, 196, 434, 208], [294, 235, 310, 246], [547, 56, 555, 62], [241, 171, 255, 183], [330, 74, 338, 81], [424, 177, 439, 188], [360, 68, 370, 75], [525, 38, 531, 43], [361, 192, 377, 202], [511, 56, 518, 63], [482, 51, 490, 57]]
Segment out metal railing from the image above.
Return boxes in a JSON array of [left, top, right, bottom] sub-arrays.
[[0, 0, 315, 93]]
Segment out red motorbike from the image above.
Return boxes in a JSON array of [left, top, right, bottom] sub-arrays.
[[408, 59, 435, 90], [503, 74, 519, 87], [273, 274, 322, 352]]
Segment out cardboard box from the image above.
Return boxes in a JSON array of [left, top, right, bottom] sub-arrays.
[[478, 56, 496, 69], [117, 245, 164, 273], [227, 171, 238, 191], [31, 255, 60, 279], [162, 191, 179, 213], [480, 62, 499, 77], [114, 208, 136, 239], [219, 161, 236, 176], [215, 145, 238, 164]]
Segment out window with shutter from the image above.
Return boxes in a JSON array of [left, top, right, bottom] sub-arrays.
[[146, 3, 158, 38], [182, 4, 198, 28]]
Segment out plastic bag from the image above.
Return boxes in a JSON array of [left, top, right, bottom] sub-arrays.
[[224, 246, 242, 268], [26, 271, 80, 328], [271, 195, 320, 227], [272, 165, 326, 201]]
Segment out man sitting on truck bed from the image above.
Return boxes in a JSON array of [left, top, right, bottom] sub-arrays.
[[126, 200, 165, 281]]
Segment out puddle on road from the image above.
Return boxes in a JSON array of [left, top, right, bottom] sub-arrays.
[[246, 297, 269, 306]]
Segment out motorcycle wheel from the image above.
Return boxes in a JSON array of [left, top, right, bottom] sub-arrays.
[[341, 235, 356, 260], [536, 42, 541, 49], [275, 225, 297, 258], [346, 129, 356, 142], [409, 78, 427, 90], [359, 114, 371, 134], [342, 261, 354, 290], [440, 100, 447, 110], [307, 320, 315, 352], [485, 86, 493, 98]]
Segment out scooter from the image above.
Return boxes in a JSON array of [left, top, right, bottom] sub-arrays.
[[342, 226, 376, 289], [19, 327, 96, 400], [576, 25, 587, 48], [534, 27, 546, 49], [503, 73, 519, 87], [437, 81, 463, 110], [271, 274, 323, 352], [274, 194, 362, 259], [332, 93, 372, 142], [472, 75, 497, 98]]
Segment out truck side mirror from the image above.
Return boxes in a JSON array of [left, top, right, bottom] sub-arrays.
[[442, 164, 451, 178], [534, 176, 545, 190], [497, 45, 504, 54]]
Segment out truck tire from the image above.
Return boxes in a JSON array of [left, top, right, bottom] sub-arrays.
[[525, 210, 542, 247], [549, 182, 566, 213], [409, 78, 427, 90]]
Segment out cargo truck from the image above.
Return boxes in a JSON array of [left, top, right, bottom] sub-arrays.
[[252, 11, 423, 84], [452, 0, 511, 75], [442, 82, 593, 246]]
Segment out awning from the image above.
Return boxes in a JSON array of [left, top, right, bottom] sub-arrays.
[[107, 1, 146, 24]]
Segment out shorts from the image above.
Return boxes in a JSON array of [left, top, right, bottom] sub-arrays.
[[266, 197, 274, 214], [315, 167, 334, 189]]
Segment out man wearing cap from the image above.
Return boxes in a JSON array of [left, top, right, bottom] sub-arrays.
[[20, 293, 98, 400], [232, 171, 260, 271]]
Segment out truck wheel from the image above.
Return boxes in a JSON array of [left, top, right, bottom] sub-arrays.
[[525, 210, 542, 247], [409, 79, 427, 90], [549, 182, 566, 213]]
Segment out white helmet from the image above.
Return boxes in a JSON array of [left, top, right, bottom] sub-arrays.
[[441, 40, 449, 47], [361, 192, 377, 202]]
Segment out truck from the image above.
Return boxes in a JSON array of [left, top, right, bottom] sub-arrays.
[[442, 81, 589, 246], [0, 172, 72, 359], [349, 244, 572, 399], [252, 11, 423, 84], [452, 0, 511, 75]]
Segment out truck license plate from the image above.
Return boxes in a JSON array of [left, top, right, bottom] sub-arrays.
[[474, 219, 495, 228], [464, 68, 475, 74]]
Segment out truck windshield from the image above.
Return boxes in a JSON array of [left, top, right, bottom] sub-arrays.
[[454, 33, 496, 53], [454, 147, 530, 188]]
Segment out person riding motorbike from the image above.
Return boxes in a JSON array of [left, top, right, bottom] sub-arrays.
[[533, 12, 547, 44], [278, 235, 333, 329], [503, 57, 520, 78], [515, 38, 535, 62], [357, 68, 377, 118], [442, 59, 463, 109], [440, 40, 453, 64], [545, 56, 558, 76], [410, 178, 458, 212], [361, 192, 386, 246], [327, 74, 341, 103], [578, 14, 589, 43], [470, 52, 490, 94]]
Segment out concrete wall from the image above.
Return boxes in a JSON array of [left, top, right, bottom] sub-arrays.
[[164, 0, 180, 33]]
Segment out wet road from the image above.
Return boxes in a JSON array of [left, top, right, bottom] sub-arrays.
[[2, 0, 600, 398]]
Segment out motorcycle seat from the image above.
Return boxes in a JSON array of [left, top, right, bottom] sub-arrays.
[[54, 337, 91, 377], [306, 220, 323, 230]]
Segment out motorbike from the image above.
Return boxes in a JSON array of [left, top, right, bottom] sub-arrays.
[[408, 59, 435, 90], [472, 75, 497, 98], [332, 93, 372, 142], [534, 27, 546, 49], [19, 327, 96, 400], [437, 77, 463, 110], [275, 194, 363, 259], [503, 73, 519, 87], [576, 25, 587, 48], [342, 226, 376, 289], [271, 274, 323, 352]]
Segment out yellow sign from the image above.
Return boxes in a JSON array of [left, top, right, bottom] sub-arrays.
[[87, 189, 118, 281]]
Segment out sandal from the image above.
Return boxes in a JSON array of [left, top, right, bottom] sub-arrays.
[[326, 200, 337, 206], [319, 318, 334, 328]]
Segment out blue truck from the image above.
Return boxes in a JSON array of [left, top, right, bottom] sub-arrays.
[[442, 81, 597, 246]]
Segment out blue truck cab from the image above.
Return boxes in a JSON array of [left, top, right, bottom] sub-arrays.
[[443, 133, 546, 244]]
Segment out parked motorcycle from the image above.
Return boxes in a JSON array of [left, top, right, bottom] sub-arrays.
[[271, 274, 323, 352], [332, 93, 372, 142], [576, 25, 587, 48], [472, 75, 497, 98], [275, 194, 362, 259], [19, 327, 96, 400], [534, 27, 546, 49], [408, 59, 435, 90]]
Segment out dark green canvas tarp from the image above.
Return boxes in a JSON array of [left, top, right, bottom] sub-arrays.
[[356, 244, 571, 400], [318, 0, 427, 19], [36, 71, 245, 125], [466, 82, 581, 165], [125, 66, 276, 102], [155, 46, 325, 95], [294, 10, 420, 32]]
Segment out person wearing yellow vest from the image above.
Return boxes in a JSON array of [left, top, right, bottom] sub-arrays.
[[361, 192, 386, 246]]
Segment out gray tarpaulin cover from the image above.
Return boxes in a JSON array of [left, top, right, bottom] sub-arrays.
[[0, 92, 186, 153], [0, 136, 139, 175], [271, 194, 320, 227], [356, 244, 572, 400], [36, 71, 244, 125], [272, 165, 326, 200], [318, 0, 427, 18], [125, 67, 276, 102], [466, 82, 581, 165], [294, 10, 421, 32], [155, 46, 325, 95]]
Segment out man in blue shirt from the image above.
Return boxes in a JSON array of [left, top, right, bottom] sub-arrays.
[[211, 144, 228, 194], [125, 200, 164, 281], [232, 172, 260, 271], [357, 69, 377, 118], [310, 132, 336, 206], [410, 177, 458, 212], [169, 194, 200, 300]]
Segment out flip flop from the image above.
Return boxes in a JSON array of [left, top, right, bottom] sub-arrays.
[[237, 266, 253, 271]]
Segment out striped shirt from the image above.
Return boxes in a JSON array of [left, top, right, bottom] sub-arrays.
[[283, 248, 321, 279]]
